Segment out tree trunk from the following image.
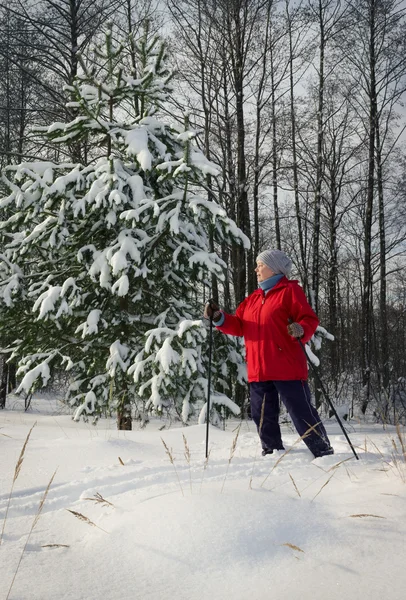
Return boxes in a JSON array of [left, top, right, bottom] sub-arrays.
[[375, 124, 389, 395], [233, 12, 250, 301], [311, 0, 326, 315], [117, 295, 132, 430], [361, 0, 377, 414], [270, 39, 281, 250], [328, 172, 339, 386], [0, 357, 7, 409], [286, 1, 306, 287]]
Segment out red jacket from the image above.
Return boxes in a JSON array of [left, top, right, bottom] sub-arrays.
[[216, 277, 319, 382]]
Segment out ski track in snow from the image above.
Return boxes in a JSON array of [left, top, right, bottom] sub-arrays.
[[1, 412, 406, 600], [0, 430, 391, 518]]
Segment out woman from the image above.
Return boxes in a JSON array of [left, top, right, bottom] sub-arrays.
[[204, 249, 334, 459]]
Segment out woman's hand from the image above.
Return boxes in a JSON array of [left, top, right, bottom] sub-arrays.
[[204, 299, 222, 322], [287, 322, 304, 338]]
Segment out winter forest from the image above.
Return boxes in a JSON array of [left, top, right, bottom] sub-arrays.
[[1, 0, 406, 428]]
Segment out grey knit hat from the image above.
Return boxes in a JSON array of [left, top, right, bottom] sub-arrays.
[[256, 249, 292, 277]]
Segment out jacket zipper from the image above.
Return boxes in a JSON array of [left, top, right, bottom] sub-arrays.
[[258, 291, 266, 378]]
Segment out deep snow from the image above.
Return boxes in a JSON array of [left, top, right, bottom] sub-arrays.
[[1, 396, 405, 600]]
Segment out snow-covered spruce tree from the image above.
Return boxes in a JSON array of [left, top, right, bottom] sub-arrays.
[[0, 25, 248, 428]]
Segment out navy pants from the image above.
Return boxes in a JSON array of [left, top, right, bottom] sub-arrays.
[[250, 380, 332, 457]]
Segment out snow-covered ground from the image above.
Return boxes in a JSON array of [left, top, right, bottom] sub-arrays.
[[1, 397, 405, 600]]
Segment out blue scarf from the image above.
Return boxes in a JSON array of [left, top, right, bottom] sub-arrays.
[[259, 273, 284, 293]]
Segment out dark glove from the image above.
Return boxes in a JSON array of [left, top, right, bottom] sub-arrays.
[[287, 322, 304, 338], [204, 299, 222, 322]]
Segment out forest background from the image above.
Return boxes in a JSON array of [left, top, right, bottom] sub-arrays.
[[1, 0, 406, 425]]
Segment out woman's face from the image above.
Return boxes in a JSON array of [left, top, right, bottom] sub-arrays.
[[255, 261, 275, 282]]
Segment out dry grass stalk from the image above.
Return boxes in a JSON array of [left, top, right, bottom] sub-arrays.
[[390, 452, 405, 483], [221, 423, 241, 493], [396, 424, 405, 458], [199, 449, 211, 493], [248, 451, 257, 490], [365, 436, 402, 479], [382, 425, 406, 482], [326, 457, 354, 472], [0, 430, 12, 438], [289, 473, 301, 498], [118, 456, 125, 465], [249, 394, 265, 490], [41, 544, 70, 548], [66, 509, 109, 533], [52, 417, 69, 439], [161, 437, 184, 496], [344, 464, 352, 482], [282, 542, 304, 553], [260, 422, 322, 488], [0, 422, 36, 546], [182, 433, 192, 494], [368, 438, 385, 458], [32, 471, 57, 528], [297, 469, 331, 494], [344, 464, 358, 482], [349, 514, 386, 519], [311, 471, 336, 502], [83, 492, 114, 507], [313, 456, 353, 475], [15, 422, 36, 480], [6, 469, 56, 600]]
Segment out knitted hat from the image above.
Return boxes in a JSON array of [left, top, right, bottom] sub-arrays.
[[256, 249, 292, 277]]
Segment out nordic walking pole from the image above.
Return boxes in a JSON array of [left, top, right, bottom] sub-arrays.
[[205, 309, 214, 459], [290, 322, 359, 460]]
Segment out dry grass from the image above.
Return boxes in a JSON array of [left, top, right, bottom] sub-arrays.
[[0, 422, 36, 546], [311, 471, 336, 502], [349, 514, 386, 519], [6, 469, 56, 600], [0, 429, 12, 438], [344, 463, 358, 482], [260, 422, 322, 488], [118, 456, 125, 465], [388, 429, 406, 482], [52, 417, 69, 439], [368, 438, 385, 458], [281, 542, 304, 553], [366, 425, 406, 483], [182, 433, 192, 494], [66, 509, 109, 533], [395, 424, 406, 458], [83, 492, 114, 507], [161, 437, 184, 496], [289, 473, 301, 498], [325, 457, 354, 473], [199, 448, 211, 493], [221, 423, 241, 493]]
